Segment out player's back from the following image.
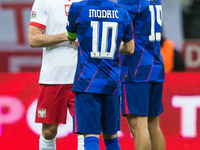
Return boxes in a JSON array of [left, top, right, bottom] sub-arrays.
[[118, 0, 165, 82], [67, 0, 133, 95]]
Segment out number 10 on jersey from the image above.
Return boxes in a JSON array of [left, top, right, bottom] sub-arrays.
[[90, 21, 118, 59]]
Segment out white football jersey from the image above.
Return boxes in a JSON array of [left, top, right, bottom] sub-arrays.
[[30, 0, 82, 84]]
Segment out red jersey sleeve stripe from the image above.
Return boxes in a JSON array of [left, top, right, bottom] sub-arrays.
[[29, 22, 46, 30]]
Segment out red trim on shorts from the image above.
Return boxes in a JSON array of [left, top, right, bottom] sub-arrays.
[[123, 84, 129, 114], [29, 22, 46, 30], [74, 105, 78, 132]]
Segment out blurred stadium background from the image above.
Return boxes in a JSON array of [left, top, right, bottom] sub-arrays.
[[0, 0, 200, 149]]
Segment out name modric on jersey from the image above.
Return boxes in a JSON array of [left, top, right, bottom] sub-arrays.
[[89, 9, 119, 19]]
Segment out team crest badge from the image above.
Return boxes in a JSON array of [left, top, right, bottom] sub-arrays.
[[38, 108, 46, 118], [65, 4, 71, 16], [31, 11, 36, 19]]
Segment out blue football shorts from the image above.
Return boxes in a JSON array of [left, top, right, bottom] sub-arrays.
[[121, 82, 164, 117], [73, 92, 120, 135]]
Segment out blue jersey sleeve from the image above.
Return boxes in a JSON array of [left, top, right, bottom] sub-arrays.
[[122, 10, 134, 42], [66, 3, 78, 33]]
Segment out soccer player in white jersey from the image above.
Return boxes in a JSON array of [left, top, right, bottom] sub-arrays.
[[28, 0, 84, 150]]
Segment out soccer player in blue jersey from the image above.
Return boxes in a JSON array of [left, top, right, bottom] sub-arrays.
[[118, 0, 165, 150], [66, 0, 134, 149]]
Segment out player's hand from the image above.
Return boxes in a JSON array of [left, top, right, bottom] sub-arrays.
[[75, 39, 78, 44]]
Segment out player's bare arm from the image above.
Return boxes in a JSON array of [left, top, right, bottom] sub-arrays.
[[28, 26, 68, 48], [119, 39, 135, 54]]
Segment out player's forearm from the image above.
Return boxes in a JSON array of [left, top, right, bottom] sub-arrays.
[[29, 32, 68, 48], [119, 40, 135, 54]]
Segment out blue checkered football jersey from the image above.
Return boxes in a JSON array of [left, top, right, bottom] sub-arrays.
[[67, 0, 133, 95], [118, 0, 165, 82]]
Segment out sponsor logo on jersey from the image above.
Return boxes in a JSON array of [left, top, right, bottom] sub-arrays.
[[31, 11, 36, 19], [38, 108, 46, 118]]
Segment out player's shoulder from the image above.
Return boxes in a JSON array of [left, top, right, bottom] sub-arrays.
[[147, 0, 162, 4], [117, 0, 140, 14], [139, 0, 162, 13], [69, 0, 86, 15], [140, 0, 162, 7], [33, 0, 49, 6], [114, 2, 126, 9], [101, 0, 124, 8], [32, 0, 53, 12], [71, 0, 87, 6]]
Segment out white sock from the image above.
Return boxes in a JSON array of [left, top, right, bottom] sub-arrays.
[[39, 134, 56, 150], [78, 135, 84, 150]]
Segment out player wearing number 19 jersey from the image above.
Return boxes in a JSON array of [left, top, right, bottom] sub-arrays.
[[67, 0, 134, 149], [118, 0, 165, 150], [119, 0, 164, 83]]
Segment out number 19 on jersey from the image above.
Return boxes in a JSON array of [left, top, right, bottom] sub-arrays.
[[149, 5, 162, 42]]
